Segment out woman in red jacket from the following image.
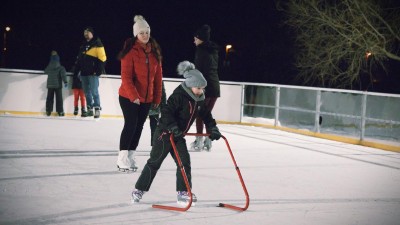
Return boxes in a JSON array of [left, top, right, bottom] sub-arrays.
[[117, 15, 163, 172]]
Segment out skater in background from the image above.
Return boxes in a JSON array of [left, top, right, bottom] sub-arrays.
[[44, 50, 68, 117], [131, 61, 222, 205], [190, 24, 221, 151], [71, 71, 87, 117], [116, 15, 163, 172], [73, 26, 107, 118], [148, 81, 166, 146]]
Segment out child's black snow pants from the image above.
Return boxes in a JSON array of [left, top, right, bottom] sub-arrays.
[[135, 127, 192, 192]]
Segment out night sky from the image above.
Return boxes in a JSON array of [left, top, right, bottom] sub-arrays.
[[1, 0, 399, 93], [1, 1, 294, 82]]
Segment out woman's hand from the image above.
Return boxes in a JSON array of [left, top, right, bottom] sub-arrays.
[[133, 98, 140, 105]]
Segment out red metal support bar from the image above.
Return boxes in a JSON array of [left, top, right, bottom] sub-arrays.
[[218, 135, 250, 211], [152, 133, 250, 212], [152, 134, 193, 211]]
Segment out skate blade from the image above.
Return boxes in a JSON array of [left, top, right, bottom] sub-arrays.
[[202, 147, 211, 151], [131, 198, 140, 204], [177, 201, 195, 207], [117, 166, 131, 173], [191, 146, 202, 151], [129, 167, 138, 172]]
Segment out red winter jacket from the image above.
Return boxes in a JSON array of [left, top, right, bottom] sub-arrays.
[[119, 40, 162, 104]]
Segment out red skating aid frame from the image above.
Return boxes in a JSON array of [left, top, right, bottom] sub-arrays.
[[152, 133, 250, 212]]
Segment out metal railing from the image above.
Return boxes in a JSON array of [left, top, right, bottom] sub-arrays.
[[240, 83, 400, 144]]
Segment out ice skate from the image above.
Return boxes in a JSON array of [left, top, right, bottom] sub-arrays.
[[117, 150, 130, 172], [203, 137, 212, 151], [131, 189, 145, 203], [177, 191, 197, 206], [81, 108, 87, 117], [190, 136, 203, 151], [73, 107, 79, 116], [94, 107, 101, 119], [128, 151, 139, 172], [87, 107, 94, 117]]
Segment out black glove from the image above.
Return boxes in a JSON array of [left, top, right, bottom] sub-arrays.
[[209, 126, 222, 141], [170, 126, 183, 139]]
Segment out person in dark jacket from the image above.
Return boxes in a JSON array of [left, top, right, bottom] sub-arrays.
[[190, 24, 221, 151], [44, 51, 67, 116], [73, 27, 107, 118], [116, 15, 163, 172], [131, 61, 222, 205]]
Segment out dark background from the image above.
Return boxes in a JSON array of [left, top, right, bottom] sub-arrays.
[[1, 0, 399, 93]]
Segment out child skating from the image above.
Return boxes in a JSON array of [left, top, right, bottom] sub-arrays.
[[131, 61, 222, 205], [71, 72, 87, 117]]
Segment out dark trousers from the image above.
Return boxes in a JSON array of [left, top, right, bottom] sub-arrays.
[[135, 128, 192, 192], [149, 114, 159, 146], [46, 88, 64, 113], [196, 97, 218, 133], [119, 96, 151, 150]]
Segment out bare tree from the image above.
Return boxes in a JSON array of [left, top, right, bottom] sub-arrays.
[[277, 0, 400, 88]]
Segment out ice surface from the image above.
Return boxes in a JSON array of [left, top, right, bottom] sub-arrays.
[[0, 115, 399, 225]]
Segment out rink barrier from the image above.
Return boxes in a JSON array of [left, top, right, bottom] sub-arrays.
[[1, 68, 399, 152]]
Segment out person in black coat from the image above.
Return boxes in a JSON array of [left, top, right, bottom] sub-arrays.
[[131, 61, 222, 205], [190, 24, 221, 151], [44, 51, 67, 116]]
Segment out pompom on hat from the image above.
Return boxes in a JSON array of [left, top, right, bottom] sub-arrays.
[[177, 61, 207, 88], [194, 24, 211, 41], [133, 15, 150, 37]]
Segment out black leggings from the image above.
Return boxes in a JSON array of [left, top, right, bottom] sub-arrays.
[[149, 114, 159, 146], [119, 96, 151, 150]]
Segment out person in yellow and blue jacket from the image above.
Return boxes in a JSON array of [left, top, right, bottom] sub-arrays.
[[73, 27, 107, 118]]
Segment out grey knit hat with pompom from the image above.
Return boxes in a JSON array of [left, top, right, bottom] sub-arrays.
[[177, 61, 207, 88]]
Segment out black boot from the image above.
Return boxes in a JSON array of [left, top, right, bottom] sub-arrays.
[[73, 107, 79, 116], [87, 107, 94, 117], [81, 108, 87, 117]]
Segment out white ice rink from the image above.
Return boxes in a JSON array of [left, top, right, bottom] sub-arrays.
[[0, 115, 399, 225]]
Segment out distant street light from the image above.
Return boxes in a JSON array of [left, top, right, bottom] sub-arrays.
[[3, 27, 11, 51], [226, 44, 232, 54], [2, 26, 11, 67], [365, 51, 372, 60], [224, 44, 232, 67]]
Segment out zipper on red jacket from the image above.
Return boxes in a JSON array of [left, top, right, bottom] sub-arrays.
[[144, 49, 150, 102]]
